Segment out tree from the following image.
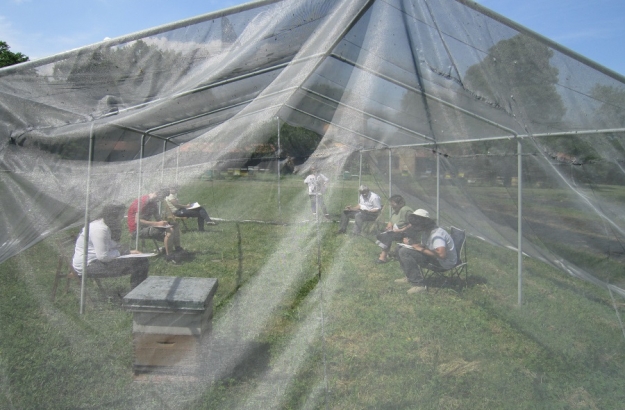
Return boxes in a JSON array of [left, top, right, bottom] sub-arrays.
[[264, 122, 323, 167], [0, 41, 29, 68], [464, 34, 565, 127]]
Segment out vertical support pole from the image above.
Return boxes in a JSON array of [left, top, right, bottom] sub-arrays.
[[160, 140, 167, 185], [517, 138, 523, 306], [235, 222, 242, 342], [135, 133, 146, 251], [358, 151, 363, 201], [436, 149, 440, 226], [277, 117, 281, 221], [80, 123, 95, 315], [176, 145, 180, 184], [388, 149, 392, 219], [315, 192, 320, 223]]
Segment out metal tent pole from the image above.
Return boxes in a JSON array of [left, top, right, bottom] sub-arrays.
[[436, 150, 440, 226], [358, 151, 363, 200], [134, 134, 146, 251], [176, 145, 180, 183], [79, 123, 95, 315], [388, 149, 392, 219], [518, 138, 523, 306], [277, 117, 281, 220], [160, 140, 167, 185]]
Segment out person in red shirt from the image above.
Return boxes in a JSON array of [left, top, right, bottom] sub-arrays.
[[127, 188, 182, 262]]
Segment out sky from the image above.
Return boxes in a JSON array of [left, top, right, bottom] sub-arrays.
[[1, 0, 624, 75]]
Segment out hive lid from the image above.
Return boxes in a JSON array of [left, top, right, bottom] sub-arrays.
[[123, 276, 218, 312]]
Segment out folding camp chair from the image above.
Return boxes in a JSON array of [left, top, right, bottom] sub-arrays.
[[422, 226, 468, 289], [162, 201, 190, 232]]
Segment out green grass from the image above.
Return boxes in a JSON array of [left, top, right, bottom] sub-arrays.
[[1, 177, 625, 409]]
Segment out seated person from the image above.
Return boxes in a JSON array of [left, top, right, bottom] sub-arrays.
[[164, 186, 215, 232], [127, 188, 182, 263], [396, 209, 457, 294], [337, 185, 381, 235], [375, 195, 413, 263], [73, 203, 149, 290]]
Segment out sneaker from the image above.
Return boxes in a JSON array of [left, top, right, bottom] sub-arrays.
[[407, 286, 426, 294], [165, 255, 178, 264], [394, 277, 408, 284], [375, 258, 387, 264]]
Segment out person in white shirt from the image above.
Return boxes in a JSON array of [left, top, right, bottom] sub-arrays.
[[396, 209, 457, 294], [73, 203, 149, 289], [337, 185, 381, 235], [303, 166, 329, 218]]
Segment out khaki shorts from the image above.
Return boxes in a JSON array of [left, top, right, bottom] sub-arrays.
[[136, 226, 166, 241]]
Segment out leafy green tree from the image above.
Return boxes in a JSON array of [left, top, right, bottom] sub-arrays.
[[267, 122, 322, 161], [0, 41, 29, 68], [464, 34, 565, 127]]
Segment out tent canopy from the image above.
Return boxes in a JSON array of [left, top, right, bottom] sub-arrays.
[[3, 0, 623, 152], [2, 0, 625, 286]]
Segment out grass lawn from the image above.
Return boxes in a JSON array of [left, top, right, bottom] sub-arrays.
[[1, 176, 624, 409]]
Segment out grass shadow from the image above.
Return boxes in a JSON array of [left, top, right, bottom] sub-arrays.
[[198, 339, 272, 383]]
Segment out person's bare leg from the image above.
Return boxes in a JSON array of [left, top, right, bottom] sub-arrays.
[[172, 225, 181, 248], [164, 231, 173, 255], [378, 249, 388, 261]]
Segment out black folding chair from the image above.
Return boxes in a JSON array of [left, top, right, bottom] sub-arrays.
[[422, 226, 468, 289]]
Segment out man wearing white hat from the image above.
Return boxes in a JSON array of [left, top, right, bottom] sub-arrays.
[[396, 209, 457, 294]]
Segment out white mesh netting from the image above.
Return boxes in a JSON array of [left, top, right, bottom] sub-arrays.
[[1, 0, 624, 408]]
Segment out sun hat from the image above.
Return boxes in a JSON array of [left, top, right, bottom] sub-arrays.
[[412, 209, 430, 219]]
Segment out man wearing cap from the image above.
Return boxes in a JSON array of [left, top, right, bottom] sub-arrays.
[[337, 185, 382, 235], [396, 209, 457, 294]]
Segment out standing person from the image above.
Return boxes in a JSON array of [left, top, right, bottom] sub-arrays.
[[164, 186, 215, 232], [374, 195, 413, 263], [337, 185, 381, 235], [73, 203, 149, 290], [127, 188, 182, 263], [396, 209, 457, 294], [303, 166, 329, 218]]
